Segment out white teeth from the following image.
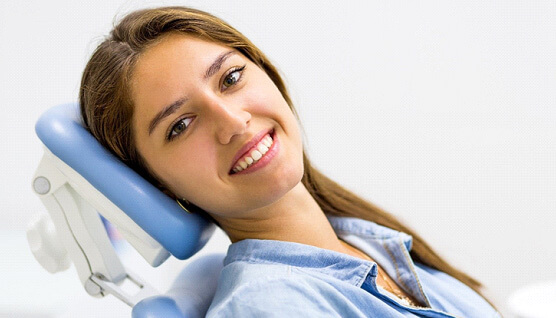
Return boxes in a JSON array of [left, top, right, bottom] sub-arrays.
[[251, 150, 262, 161], [239, 161, 248, 169], [232, 133, 275, 173], [257, 144, 269, 154], [263, 138, 272, 148]]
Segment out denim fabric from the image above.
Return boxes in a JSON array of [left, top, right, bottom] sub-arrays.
[[206, 216, 500, 318]]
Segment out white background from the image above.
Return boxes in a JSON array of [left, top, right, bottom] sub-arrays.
[[1, 0, 555, 317]]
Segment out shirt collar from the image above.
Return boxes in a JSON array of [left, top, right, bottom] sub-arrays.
[[327, 216, 413, 252], [223, 216, 413, 287]]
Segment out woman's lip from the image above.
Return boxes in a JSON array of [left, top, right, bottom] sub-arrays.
[[229, 128, 274, 173], [230, 130, 278, 176]]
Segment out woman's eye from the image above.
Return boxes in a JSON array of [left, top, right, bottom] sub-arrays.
[[168, 117, 193, 140], [221, 65, 245, 90]]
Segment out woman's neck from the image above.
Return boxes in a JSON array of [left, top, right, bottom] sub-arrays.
[[215, 182, 346, 254]]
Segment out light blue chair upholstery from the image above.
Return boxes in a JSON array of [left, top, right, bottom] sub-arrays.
[[36, 103, 216, 259], [132, 253, 225, 318], [35, 103, 224, 317]]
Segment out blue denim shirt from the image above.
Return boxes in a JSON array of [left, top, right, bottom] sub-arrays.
[[207, 216, 500, 317]]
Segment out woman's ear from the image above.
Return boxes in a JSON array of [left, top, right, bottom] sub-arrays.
[[161, 187, 177, 200]]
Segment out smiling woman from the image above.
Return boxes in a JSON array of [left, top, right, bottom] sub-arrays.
[[80, 6, 500, 317], [129, 33, 303, 219]]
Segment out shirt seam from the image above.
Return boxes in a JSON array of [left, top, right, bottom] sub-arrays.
[[291, 262, 374, 288], [334, 228, 396, 241], [330, 217, 411, 242], [396, 237, 433, 308], [381, 240, 409, 292], [225, 255, 291, 266]]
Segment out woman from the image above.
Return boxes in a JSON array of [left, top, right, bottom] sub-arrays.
[[80, 6, 500, 317]]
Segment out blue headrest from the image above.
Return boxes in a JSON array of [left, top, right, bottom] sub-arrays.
[[35, 103, 215, 260]]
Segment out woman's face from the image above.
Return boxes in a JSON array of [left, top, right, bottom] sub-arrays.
[[131, 33, 304, 219]]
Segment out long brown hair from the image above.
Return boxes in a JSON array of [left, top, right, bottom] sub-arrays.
[[80, 6, 492, 305]]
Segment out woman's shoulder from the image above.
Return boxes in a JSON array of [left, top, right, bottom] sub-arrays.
[[216, 258, 293, 291], [207, 262, 340, 317]]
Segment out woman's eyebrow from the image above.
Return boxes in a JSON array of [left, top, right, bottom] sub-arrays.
[[204, 50, 236, 80], [147, 50, 236, 136], [148, 97, 188, 135]]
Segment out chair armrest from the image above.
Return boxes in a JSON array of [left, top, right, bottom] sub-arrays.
[[132, 253, 226, 318]]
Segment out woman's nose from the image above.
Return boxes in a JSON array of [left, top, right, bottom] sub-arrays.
[[208, 98, 251, 144]]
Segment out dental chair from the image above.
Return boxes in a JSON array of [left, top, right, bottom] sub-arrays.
[[27, 103, 225, 317]]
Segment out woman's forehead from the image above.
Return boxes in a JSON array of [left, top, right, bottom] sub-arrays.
[[131, 34, 246, 92], [137, 36, 221, 70], [129, 34, 247, 132]]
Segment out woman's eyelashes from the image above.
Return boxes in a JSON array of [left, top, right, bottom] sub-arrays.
[[221, 65, 246, 91], [167, 117, 194, 140], [166, 65, 247, 141]]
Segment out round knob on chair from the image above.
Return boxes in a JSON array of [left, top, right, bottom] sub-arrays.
[[27, 213, 71, 273]]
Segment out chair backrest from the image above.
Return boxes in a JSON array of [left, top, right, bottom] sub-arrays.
[[35, 103, 216, 261], [31, 103, 223, 317]]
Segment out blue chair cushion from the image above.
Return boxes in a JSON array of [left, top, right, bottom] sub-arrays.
[[35, 103, 215, 260], [132, 253, 226, 318]]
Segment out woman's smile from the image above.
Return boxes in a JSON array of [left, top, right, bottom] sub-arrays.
[[230, 129, 279, 175]]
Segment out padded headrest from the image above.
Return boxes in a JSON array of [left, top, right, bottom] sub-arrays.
[[35, 103, 215, 259]]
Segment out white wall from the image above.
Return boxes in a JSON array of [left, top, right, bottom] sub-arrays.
[[1, 0, 554, 316]]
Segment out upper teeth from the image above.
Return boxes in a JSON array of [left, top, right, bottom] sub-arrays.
[[233, 134, 273, 173]]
